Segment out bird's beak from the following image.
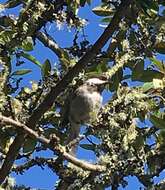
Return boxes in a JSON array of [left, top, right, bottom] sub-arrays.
[[95, 79, 109, 85], [97, 80, 109, 85], [96, 80, 109, 92], [101, 80, 109, 84], [85, 78, 109, 86]]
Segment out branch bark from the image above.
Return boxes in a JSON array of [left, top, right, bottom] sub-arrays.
[[36, 31, 63, 58], [1, 0, 23, 9], [0, 115, 106, 172], [0, 0, 132, 183]]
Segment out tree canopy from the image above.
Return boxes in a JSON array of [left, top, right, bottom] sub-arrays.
[[0, 0, 165, 189]]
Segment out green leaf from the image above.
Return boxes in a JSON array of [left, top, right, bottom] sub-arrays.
[[101, 17, 112, 23], [92, 6, 115, 17], [109, 69, 123, 91], [86, 71, 101, 78], [142, 82, 154, 92], [150, 114, 165, 129], [86, 58, 108, 75], [42, 59, 51, 78], [80, 144, 95, 151], [21, 37, 33, 51], [11, 69, 32, 76], [20, 52, 42, 67], [80, 0, 86, 6], [139, 70, 163, 82], [23, 138, 37, 153], [132, 59, 163, 82], [0, 16, 15, 27], [96, 60, 108, 73], [150, 57, 165, 73], [132, 60, 144, 81], [133, 135, 145, 150]]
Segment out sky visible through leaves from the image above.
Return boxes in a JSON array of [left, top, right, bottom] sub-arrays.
[[0, 0, 165, 189]]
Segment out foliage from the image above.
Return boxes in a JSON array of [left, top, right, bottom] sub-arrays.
[[0, 0, 165, 189]]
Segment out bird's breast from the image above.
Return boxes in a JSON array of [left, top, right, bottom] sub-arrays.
[[69, 89, 102, 124]]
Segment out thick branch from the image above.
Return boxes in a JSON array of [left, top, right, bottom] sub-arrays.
[[0, 0, 132, 183], [0, 115, 106, 172], [0, 132, 25, 183]]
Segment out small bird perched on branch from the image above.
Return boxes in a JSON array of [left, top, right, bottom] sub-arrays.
[[65, 77, 108, 155]]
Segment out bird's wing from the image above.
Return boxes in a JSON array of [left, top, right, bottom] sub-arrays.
[[60, 85, 84, 156], [64, 88, 82, 155], [59, 88, 77, 128]]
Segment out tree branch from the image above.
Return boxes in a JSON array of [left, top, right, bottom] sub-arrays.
[[36, 31, 63, 58], [0, 0, 23, 9], [0, 115, 106, 172], [28, 0, 132, 128], [12, 157, 56, 173], [0, 0, 132, 183], [66, 135, 85, 151]]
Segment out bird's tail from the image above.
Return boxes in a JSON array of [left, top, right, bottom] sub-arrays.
[[67, 120, 80, 156]]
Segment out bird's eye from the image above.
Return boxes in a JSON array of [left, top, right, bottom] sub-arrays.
[[86, 82, 93, 86], [90, 83, 95, 87]]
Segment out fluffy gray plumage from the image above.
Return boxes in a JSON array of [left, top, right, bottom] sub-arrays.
[[66, 78, 107, 155]]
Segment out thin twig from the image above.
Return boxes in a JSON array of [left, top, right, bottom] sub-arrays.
[[12, 157, 56, 173], [66, 135, 85, 151]]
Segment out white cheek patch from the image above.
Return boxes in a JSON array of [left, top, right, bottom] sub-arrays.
[[86, 78, 107, 85]]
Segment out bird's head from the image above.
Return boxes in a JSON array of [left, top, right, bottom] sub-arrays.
[[85, 77, 108, 92]]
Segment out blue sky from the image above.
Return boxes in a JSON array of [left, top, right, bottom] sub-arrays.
[[0, 0, 165, 189]]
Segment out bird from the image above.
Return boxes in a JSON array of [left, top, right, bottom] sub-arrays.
[[65, 77, 108, 155]]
